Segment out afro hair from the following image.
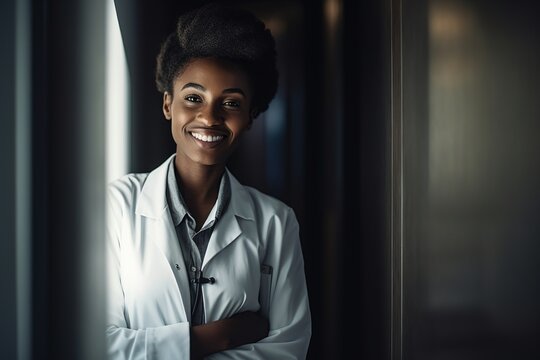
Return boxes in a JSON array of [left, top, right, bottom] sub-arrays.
[[155, 3, 278, 117]]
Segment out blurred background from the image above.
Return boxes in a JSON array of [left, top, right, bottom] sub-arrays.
[[1, 0, 540, 359]]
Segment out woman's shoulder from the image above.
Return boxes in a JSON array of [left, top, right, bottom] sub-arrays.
[[227, 170, 295, 220], [243, 185, 290, 210], [236, 183, 297, 226], [108, 172, 148, 193], [107, 172, 150, 207]]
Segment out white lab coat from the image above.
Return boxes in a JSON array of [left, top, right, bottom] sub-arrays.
[[106, 155, 311, 359]]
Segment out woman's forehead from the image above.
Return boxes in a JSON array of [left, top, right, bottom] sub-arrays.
[[175, 58, 251, 93]]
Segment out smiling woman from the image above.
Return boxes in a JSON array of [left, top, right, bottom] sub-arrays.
[[106, 3, 311, 360], [163, 58, 253, 169]]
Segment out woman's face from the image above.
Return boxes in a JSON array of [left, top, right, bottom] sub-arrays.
[[163, 57, 253, 167]]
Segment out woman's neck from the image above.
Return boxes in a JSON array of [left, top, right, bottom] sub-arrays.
[[174, 154, 225, 229]]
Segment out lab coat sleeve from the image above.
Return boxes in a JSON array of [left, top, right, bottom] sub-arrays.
[[106, 186, 191, 360], [208, 207, 312, 360]]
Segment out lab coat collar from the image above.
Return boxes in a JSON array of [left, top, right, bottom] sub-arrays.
[[202, 169, 255, 268], [135, 154, 255, 222], [225, 168, 255, 221], [135, 155, 172, 219]]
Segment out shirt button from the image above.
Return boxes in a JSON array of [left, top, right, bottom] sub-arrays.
[[175, 264, 180, 270], [191, 266, 197, 272]]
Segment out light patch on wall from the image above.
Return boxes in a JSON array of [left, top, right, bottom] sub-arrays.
[[106, 0, 130, 183], [428, 0, 486, 205], [16, 0, 31, 359]]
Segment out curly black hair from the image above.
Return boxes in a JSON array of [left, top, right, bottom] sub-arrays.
[[155, 3, 278, 118]]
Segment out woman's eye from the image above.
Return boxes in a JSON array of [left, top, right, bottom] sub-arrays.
[[223, 101, 240, 108], [185, 95, 202, 103]]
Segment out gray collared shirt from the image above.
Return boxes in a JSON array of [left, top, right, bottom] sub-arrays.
[[165, 159, 231, 325]]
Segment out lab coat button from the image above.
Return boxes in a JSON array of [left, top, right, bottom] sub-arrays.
[[175, 264, 180, 270]]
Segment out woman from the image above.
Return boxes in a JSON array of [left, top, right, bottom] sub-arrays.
[[106, 3, 311, 359]]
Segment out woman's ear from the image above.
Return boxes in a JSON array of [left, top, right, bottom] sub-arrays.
[[249, 107, 259, 124], [162, 92, 172, 120], [247, 108, 259, 130]]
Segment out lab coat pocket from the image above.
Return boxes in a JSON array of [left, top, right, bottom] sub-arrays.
[[259, 264, 273, 318]]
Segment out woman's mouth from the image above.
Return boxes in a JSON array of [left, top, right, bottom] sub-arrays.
[[189, 130, 228, 148], [190, 131, 225, 143]]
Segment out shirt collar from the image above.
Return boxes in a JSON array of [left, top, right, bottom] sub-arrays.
[[166, 157, 231, 229], [136, 154, 254, 221]]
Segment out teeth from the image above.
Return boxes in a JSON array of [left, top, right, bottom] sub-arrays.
[[191, 132, 225, 143]]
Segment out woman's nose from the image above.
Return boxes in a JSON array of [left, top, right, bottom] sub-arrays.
[[198, 104, 224, 125]]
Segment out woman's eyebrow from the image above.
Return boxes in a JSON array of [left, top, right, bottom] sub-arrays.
[[223, 88, 246, 97], [181, 82, 205, 91], [180, 83, 245, 97]]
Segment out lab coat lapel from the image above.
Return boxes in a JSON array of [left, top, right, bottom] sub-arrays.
[[135, 155, 191, 321], [202, 169, 255, 269], [203, 204, 242, 269]]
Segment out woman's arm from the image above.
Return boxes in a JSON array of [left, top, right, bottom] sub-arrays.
[[106, 190, 189, 359], [207, 207, 311, 360], [190, 311, 268, 359], [106, 311, 267, 360]]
